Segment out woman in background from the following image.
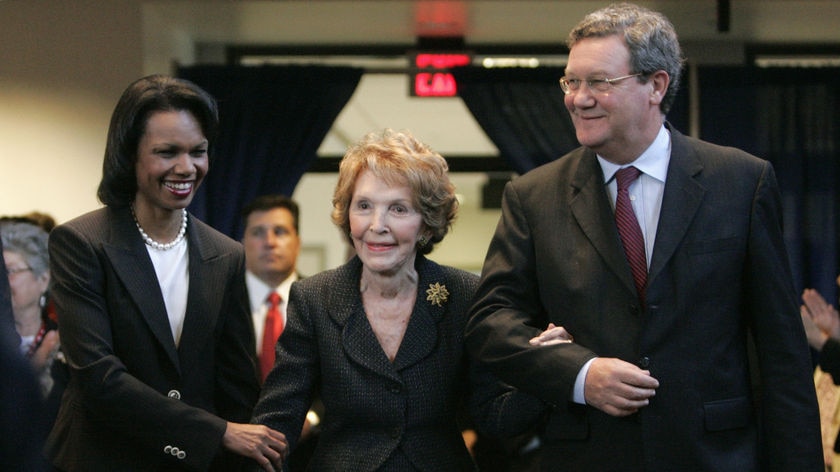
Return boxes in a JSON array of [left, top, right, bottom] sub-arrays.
[[0, 220, 59, 397], [45, 74, 286, 471], [252, 129, 545, 471]]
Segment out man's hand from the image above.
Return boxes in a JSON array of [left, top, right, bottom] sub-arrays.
[[222, 422, 287, 472], [584, 357, 659, 417]]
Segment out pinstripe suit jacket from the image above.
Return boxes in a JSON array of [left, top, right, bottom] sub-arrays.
[[45, 206, 259, 471], [252, 255, 545, 471], [466, 125, 823, 471]]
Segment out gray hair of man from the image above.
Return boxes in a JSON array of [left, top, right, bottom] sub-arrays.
[[0, 221, 50, 278], [567, 2, 685, 114]]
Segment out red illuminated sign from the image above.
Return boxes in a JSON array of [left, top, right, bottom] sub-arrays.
[[409, 52, 472, 97]]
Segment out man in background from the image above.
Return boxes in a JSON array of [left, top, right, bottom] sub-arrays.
[[241, 194, 319, 471]]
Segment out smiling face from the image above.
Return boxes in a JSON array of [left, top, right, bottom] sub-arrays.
[[564, 34, 666, 164], [134, 109, 209, 213], [348, 170, 426, 277]]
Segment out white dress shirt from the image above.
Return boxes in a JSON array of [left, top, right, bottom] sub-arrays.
[[147, 238, 189, 347], [246, 271, 297, 353], [572, 125, 671, 404]]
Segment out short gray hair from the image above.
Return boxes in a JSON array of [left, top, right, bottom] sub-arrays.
[[567, 2, 685, 114], [1, 221, 50, 277]]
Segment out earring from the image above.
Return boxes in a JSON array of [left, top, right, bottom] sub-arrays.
[[418, 235, 428, 248], [39, 293, 47, 309]]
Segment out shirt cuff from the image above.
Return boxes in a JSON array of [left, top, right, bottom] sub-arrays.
[[573, 358, 596, 404]]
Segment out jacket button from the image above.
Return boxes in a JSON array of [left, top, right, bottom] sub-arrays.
[[177, 450, 186, 459], [164, 445, 172, 454], [638, 357, 651, 368], [170, 446, 180, 456], [167, 389, 181, 400]]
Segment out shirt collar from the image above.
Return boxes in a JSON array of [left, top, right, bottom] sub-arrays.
[[598, 125, 671, 184], [245, 270, 299, 312]]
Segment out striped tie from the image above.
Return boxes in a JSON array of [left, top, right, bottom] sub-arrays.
[[614, 166, 647, 305]]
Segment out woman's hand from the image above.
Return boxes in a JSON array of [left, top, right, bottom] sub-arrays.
[[529, 323, 574, 346], [222, 422, 287, 472]]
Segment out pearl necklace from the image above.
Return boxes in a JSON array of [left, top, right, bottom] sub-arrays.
[[131, 205, 188, 251]]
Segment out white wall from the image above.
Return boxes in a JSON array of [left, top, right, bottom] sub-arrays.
[[0, 0, 144, 223]]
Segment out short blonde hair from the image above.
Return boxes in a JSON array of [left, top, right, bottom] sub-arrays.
[[331, 129, 457, 255]]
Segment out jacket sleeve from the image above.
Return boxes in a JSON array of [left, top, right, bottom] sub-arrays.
[[468, 360, 548, 438], [250, 279, 317, 452], [465, 180, 598, 406], [743, 162, 823, 471], [819, 339, 840, 381]]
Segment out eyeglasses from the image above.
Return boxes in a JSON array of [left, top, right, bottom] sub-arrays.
[[559, 73, 643, 94], [6, 266, 32, 277]]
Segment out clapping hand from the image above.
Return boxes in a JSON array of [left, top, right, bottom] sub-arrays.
[[800, 279, 840, 351]]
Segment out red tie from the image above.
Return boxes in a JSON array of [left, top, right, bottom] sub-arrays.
[[614, 166, 647, 305], [260, 292, 284, 381]]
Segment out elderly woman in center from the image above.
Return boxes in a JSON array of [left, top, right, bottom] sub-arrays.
[[252, 129, 546, 471]]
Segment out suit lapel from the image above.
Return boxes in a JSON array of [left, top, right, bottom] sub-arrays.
[[177, 217, 223, 374], [393, 257, 442, 372], [648, 128, 705, 286], [333, 257, 442, 379], [329, 259, 403, 383], [342, 303, 403, 382], [569, 151, 638, 296], [103, 209, 180, 372]]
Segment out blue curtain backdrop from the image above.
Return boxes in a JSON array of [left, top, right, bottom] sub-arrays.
[[451, 65, 690, 175], [450, 66, 577, 174], [177, 65, 363, 239], [697, 66, 840, 302]]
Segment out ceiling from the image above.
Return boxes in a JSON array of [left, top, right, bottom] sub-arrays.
[[142, 0, 840, 159]]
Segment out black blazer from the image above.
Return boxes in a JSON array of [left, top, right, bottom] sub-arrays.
[[45, 206, 259, 471], [252, 255, 545, 471], [466, 125, 823, 471]]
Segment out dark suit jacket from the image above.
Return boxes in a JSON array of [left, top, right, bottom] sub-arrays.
[[466, 125, 823, 471], [252, 255, 545, 471], [45, 206, 259, 471]]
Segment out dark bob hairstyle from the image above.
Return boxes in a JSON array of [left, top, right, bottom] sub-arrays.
[[96, 74, 219, 207]]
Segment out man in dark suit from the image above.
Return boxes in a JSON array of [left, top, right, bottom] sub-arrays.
[[466, 3, 823, 471], [241, 194, 304, 381], [240, 194, 321, 471]]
